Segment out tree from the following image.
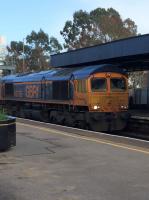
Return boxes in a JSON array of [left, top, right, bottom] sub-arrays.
[[128, 71, 145, 89], [26, 29, 62, 71], [7, 41, 31, 73], [7, 29, 63, 72], [60, 8, 138, 50], [26, 29, 51, 71], [60, 10, 93, 49], [49, 37, 63, 54]]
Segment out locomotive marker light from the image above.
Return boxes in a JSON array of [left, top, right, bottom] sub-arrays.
[[120, 105, 128, 110]]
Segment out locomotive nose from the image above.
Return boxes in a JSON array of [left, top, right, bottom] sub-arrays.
[[103, 95, 127, 112], [107, 99, 112, 106], [103, 96, 116, 111]]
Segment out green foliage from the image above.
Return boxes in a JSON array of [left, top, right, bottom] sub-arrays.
[[26, 29, 50, 71], [49, 37, 63, 54], [128, 71, 145, 88], [26, 29, 50, 51], [60, 8, 138, 50], [0, 109, 7, 121], [7, 29, 63, 72], [7, 41, 31, 73]]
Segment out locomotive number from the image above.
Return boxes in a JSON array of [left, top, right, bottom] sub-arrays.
[[26, 85, 39, 98]]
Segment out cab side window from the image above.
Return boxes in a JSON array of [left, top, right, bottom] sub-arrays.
[[5, 83, 14, 97]]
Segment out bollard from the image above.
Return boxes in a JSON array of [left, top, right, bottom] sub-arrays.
[[0, 117, 16, 151]]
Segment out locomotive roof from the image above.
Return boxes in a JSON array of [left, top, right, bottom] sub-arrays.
[[2, 64, 126, 83]]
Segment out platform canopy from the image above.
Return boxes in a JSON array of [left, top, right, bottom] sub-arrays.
[[51, 34, 149, 72]]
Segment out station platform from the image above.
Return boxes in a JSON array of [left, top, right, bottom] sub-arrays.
[[0, 119, 149, 200]]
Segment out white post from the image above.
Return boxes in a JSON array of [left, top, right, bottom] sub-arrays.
[[23, 38, 25, 72]]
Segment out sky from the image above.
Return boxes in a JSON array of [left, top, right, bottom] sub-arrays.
[[0, 0, 149, 45]]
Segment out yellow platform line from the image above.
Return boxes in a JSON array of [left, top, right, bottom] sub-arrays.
[[0, 122, 16, 126], [17, 122, 149, 155]]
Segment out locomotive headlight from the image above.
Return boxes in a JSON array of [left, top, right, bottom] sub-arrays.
[[120, 105, 128, 109], [93, 105, 100, 110]]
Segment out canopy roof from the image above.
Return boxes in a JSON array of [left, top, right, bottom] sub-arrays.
[[51, 34, 149, 72]]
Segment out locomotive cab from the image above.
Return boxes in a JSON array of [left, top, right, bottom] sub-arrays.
[[86, 71, 129, 132], [89, 72, 128, 112]]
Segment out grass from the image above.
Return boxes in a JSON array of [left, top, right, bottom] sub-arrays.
[[0, 109, 8, 121]]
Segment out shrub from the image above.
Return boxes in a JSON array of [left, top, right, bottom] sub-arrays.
[[0, 109, 7, 121]]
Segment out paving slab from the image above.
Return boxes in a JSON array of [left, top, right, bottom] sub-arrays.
[[0, 123, 149, 200]]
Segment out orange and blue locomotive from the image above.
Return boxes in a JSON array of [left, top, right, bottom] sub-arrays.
[[0, 64, 129, 131]]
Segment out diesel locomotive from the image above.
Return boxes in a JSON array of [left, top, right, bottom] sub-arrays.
[[0, 64, 129, 132]]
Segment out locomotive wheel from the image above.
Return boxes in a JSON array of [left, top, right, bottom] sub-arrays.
[[84, 123, 90, 130], [50, 116, 57, 124], [41, 111, 49, 122], [49, 111, 58, 124], [76, 120, 86, 129], [19, 109, 26, 118]]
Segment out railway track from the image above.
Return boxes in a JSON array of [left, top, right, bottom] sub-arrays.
[[124, 116, 149, 140]]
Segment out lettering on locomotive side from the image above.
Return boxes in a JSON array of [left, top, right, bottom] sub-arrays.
[[26, 85, 39, 98]]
